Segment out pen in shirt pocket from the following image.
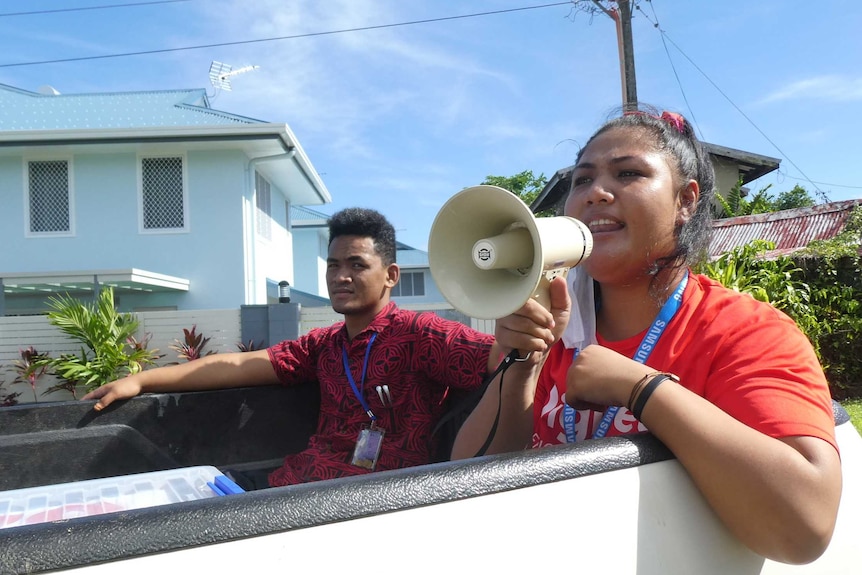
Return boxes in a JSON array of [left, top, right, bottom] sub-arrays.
[[375, 385, 393, 407]]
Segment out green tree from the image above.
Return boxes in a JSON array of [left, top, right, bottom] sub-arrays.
[[773, 185, 815, 211], [481, 170, 552, 216]]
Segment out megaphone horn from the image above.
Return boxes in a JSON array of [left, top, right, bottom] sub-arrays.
[[428, 185, 592, 320]]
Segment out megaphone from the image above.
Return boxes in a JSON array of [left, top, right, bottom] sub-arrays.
[[428, 185, 592, 320]]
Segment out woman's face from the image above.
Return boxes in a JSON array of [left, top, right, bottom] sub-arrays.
[[564, 126, 698, 285]]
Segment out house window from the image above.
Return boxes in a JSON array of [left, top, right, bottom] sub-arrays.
[[255, 171, 272, 239], [27, 160, 72, 235], [392, 271, 425, 297], [141, 156, 186, 231]]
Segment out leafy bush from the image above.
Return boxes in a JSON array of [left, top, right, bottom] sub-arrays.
[[698, 222, 862, 399], [794, 208, 862, 398], [0, 374, 21, 407], [36, 288, 161, 395], [236, 339, 264, 352]]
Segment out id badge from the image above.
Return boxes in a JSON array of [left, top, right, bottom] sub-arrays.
[[351, 423, 385, 470]]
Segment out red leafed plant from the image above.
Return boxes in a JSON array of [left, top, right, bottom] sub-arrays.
[[12, 346, 50, 403], [170, 325, 216, 362]]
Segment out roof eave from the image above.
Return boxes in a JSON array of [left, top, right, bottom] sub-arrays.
[[0, 124, 331, 205]]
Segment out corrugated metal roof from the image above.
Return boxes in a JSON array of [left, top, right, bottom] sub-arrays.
[[0, 83, 262, 130], [709, 199, 861, 258]]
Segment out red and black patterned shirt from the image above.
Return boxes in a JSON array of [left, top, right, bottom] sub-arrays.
[[266, 302, 494, 486]]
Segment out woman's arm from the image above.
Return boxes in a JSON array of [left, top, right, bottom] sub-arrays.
[[641, 383, 840, 564], [451, 278, 570, 459], [567, 344, 841, 564]]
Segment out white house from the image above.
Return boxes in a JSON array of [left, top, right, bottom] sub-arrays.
[[0, 83, 331, 315]]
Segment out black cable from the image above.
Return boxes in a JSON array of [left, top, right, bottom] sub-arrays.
[[0, 1, 190, 18], [0, 2, 571, 69]]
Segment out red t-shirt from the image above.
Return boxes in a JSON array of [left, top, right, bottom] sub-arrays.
[[533, 273, 837, 451], [267, 302, 494, 486]]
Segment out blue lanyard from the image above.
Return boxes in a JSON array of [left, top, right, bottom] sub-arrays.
[[564, 272, 688, 442], [342, 332, 378, 421]]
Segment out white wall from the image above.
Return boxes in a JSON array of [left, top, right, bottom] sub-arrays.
[[0, 304, 493, 405]]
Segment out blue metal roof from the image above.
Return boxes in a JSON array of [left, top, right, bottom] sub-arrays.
[[290, 205, 330, 227], [397, 243, 429, 266], [0, 83, 264, 130]]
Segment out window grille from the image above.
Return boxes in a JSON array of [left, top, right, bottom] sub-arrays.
[[392, 271, 426, 297], [255, 171, 272, 239], [142, 157, 185, 230], [28, 160, 70, 233]]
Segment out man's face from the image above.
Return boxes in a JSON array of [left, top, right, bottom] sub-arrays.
[[326, 235, 398, 317]]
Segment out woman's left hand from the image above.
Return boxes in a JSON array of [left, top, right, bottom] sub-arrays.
[[565, 344, 654, 409]]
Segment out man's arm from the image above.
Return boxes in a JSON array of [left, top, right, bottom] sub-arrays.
[[83, 349, 279, 410]]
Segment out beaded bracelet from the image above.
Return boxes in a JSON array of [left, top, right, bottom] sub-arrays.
[[631, 372, 680, 421]]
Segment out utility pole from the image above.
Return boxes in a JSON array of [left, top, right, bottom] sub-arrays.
[[590, 1, 637, 110]]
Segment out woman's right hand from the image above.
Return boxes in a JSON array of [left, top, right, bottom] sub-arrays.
[[494, 276, 570, 365]]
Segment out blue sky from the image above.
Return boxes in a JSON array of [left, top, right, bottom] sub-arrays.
[[2, 0, 861, 250]]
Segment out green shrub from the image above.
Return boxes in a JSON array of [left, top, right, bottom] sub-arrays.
[[36, 288, 161, 395], [698, 228, 862, 399]]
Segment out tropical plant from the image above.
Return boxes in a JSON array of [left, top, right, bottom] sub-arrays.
[[170, 325, 216, 362], [713, 179, 774, 218], [12, 346, 50, 403], [695, 240, 820, 351], [0, 372, 21, 407], [795, 206, 862, 398], [236, 339, 263, 352], [37, 288, 161, 395]]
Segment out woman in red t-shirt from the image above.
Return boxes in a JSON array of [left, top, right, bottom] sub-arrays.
[[452, 106, 841, 565]]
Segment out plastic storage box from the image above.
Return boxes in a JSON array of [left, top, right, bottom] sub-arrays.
[[0, 465, 239, 530]]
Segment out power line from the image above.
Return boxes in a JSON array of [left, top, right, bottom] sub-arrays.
[[778, 172, 862, 190], [0, 2, 570, 69], [638, 6, 829, 202], [638, 1, 703, 141], [0, 0, 190, 18]]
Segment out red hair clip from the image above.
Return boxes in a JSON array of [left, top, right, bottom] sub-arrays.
[[623, 110, 686, 134], [660, 111, 685, 134]]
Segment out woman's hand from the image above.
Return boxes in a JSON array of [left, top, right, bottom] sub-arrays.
[[494, 276, 570, 366], [566, 344, 654, 409]]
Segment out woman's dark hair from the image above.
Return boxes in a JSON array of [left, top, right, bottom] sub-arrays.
[[328, 207, 397, 265], [574, 104, 716, 275]]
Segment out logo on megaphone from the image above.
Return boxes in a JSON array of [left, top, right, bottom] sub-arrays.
[[428, 185, 593, 319]]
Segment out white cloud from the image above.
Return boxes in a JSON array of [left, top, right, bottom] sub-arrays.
[[191, 0, 524, 162], [758, 75, 862, 104]]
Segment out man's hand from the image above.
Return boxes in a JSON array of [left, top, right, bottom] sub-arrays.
[[82, 377, 143, 411]]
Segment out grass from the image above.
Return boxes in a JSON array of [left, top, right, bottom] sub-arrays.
[[841, 398, 862, 435]]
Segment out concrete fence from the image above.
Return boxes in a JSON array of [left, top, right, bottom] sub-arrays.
[[0, 304, 493, 404]]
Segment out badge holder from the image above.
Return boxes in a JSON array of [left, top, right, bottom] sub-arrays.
[[351, 423, 385, 470]]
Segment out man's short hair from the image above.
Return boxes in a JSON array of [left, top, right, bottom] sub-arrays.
[[328, 207, 397, 265]]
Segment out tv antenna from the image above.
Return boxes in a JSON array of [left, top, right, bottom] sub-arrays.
[[208, 61, 260, 97]]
